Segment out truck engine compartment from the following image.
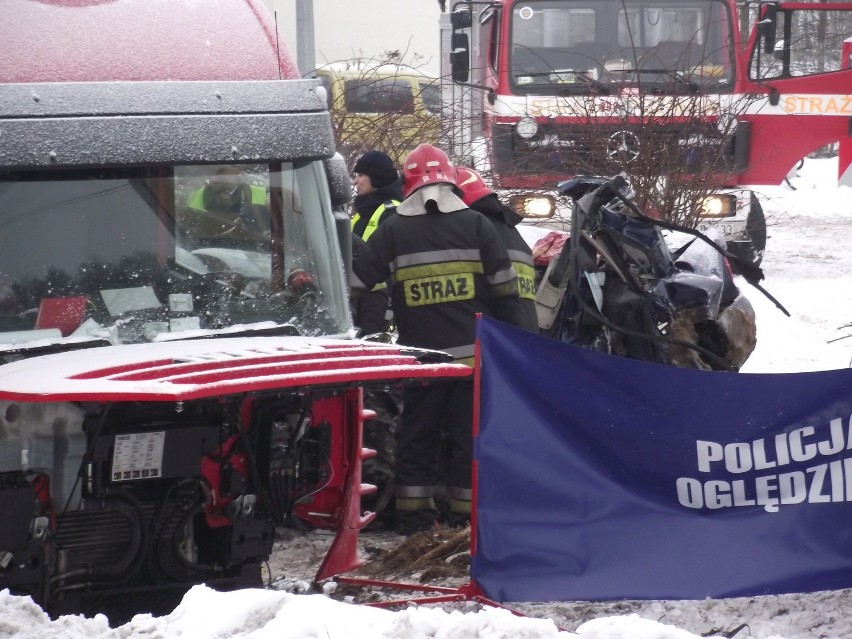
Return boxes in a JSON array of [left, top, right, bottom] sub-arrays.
[[0, 388, 358, 623]]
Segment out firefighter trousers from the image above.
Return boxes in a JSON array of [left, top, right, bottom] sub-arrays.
[[394, 378, 474, 526]]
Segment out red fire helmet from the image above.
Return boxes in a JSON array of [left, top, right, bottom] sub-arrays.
[[454, 166, 495, 207], [401, 144, 456, 198]]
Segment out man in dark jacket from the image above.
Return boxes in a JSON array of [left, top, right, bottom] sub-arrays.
[[455, 166, 540, 333], [353, 144, 522, 534], [350, 150, 403, 336]]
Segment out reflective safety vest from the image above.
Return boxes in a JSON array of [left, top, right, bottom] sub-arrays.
[[351, 200, 400, 241], [186, 184, 267, 211]]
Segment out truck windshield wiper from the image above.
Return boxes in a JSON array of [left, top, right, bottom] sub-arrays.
[[664, 70, 700, 93], [160, 323, 302, 342], [0, 337, 112, 364], [564, 72, 611, 95], [629, 68, 700, 93], [516, 70, 610, 94]]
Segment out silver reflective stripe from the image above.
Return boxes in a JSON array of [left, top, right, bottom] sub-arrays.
[[507, 249, 535, 266], [395, 249, 483, 269], [449, 486, 473, 501], [394, 261, 484, 283], [486, 265, 518, 285], [395, 485, 436, 498]]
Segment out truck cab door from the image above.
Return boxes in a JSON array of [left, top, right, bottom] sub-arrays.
[[739, 2, 852, 185]]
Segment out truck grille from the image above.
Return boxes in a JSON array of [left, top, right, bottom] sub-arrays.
[[493, 121, 731, 179]]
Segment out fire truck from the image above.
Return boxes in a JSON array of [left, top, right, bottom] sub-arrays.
[[440, 0, 852, 265], [0, 0, 469, 623]]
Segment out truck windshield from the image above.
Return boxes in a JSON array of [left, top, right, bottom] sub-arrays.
[[0, 161, 352, 351], [510, 0, 734, 94]]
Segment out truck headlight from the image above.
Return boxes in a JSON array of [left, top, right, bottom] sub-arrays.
[[516, 116, 538, 139], [700, 194, 737, 218], [507, 193, 556, 218]]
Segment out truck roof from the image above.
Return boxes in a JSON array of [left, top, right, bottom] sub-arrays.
[[0, 0, 300, 83]]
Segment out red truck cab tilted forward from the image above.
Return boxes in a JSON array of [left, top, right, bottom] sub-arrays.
[[0, 0, 471, 624]]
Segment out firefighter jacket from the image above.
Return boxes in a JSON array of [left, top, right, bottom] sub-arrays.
[[353, 184, 522, 365], [350, 181, 403, 240], [468, 193, 540, 333], [350, 233, 391, 336]]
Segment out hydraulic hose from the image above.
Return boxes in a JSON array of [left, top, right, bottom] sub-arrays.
[[168, 503, 222, 576]]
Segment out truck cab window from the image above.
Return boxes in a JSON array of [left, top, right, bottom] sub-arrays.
[[0, 162, 351, 349], [750, 9, 852, 80], [343, 78, 415, 114], [419, 81, 441, 114], [509, 0, 733, 94]]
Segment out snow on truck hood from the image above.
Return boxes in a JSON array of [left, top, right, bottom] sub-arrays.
[[0, 336, 471, 402]]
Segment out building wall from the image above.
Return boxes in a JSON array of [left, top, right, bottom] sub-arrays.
[[262, 0, 442, 75]]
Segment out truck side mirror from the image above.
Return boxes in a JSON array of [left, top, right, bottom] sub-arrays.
[[450, 7, 472, 29], [324, 153, 355, 279], [324, 153, 352, 208], [757, 4, 778, 55], [451, 33, 471, 84]]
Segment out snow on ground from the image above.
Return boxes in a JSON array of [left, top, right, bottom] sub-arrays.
[[1, 159, 851, 639], [739, 158, 852, 373]]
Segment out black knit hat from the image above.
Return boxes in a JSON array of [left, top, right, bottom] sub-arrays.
[[352, 151, 399, 188]]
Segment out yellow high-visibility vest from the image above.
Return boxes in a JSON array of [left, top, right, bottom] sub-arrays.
[[351, 200, 400, 241]]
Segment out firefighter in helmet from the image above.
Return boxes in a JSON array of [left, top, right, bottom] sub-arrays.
[[353, 143, 522, 534], [455, 166, 540, 333]]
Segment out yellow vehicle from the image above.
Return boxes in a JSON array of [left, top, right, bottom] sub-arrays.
[[309, 62, 441, 166]]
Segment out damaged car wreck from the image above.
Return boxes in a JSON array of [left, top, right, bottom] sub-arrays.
[[535, 175, 785, 372]]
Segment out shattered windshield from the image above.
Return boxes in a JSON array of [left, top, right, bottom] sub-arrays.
[[510, 0, 734, 94], [0, 162, 352, 352]]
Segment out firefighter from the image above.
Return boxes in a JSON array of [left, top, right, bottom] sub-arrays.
[[353, 143, 522, 534], [455, 166, 540, 333], [350, 151, 402, 337]]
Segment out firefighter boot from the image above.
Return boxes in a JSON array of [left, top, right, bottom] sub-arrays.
[[445, 487, 472, 529], [394, 495, 438, 536]]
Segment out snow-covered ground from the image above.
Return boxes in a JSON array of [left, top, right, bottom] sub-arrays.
[[739, 158, 852, 373], [1, 158, 851, 639]]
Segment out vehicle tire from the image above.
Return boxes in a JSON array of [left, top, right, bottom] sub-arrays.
[[728, 192, 766, 273]]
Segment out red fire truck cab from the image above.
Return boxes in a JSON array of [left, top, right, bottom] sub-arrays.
[[441, 0, 852, 265]]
